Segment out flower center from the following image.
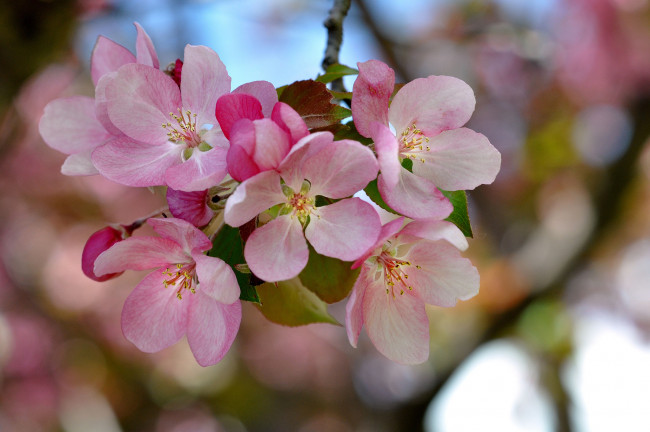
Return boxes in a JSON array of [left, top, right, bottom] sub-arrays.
[[375, 246, 422, 297], [162, 108, 203, 148], [399, 123, 431, 164], [162, 262, 197, 300], [281, 180, 318, 225]]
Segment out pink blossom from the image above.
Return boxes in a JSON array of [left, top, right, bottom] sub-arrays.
[[94, 218, 241, 366], [346, 218, 479, 364], [215, 93, 304, 182], [166, 187, 214, 227], [225, 132, 381, 282], [352, 60, 501, 219], [81, 225, 129, 282]]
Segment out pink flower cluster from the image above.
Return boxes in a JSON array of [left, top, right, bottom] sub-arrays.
[[39, 24, 500, 365]]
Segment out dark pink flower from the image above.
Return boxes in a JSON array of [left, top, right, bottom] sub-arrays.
[[81, 225, 129, 282]]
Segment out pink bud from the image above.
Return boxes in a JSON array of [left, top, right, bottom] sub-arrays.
[[81, 226, 126, 281]]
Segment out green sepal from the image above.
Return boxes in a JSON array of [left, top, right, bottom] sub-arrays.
[[208, 224, 260, 303], [298, 244, 360, 304]]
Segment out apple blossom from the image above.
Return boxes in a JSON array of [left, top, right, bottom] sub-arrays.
[[346, 218, 479, 364], [225, 132, 382, 282], [94, 217, 241, 366], [352, 59, 501, 219]]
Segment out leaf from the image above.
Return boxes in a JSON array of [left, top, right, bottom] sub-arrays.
[[329, 90, 353, 100], [298, 244, 360, 304], [208, 224, 260, 303], [364, 179, 400, 215], [279, 80, 351, 130], [316, 63, 359, 84], [440, 190, 473, 238], [256, 278, 340, 327], [333, 120, 373, 145]]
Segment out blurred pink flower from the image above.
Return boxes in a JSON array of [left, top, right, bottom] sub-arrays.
[[346, 218, 478, 364], [94, 217, 241, 366], [352, 59, 501, 218]]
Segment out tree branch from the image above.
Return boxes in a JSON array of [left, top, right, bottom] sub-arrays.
[[322, 0, 352, 93]]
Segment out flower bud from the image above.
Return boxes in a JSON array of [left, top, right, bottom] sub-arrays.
[[81, 226, 126, 282]]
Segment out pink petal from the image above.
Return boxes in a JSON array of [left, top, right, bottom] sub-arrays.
[[105, 64, 180, 144], [165, 146, 228, 192], [192, 254, 240, 304], [94, 73, 123, 136], [167, 188, 213, 227], [351, 217, 404, 269], [362, 279, 429, 364], [232, 80, 278, 118], [411, 128, 501, 190], [378, 168, 453, 219], [94, 237, 188, 276], [121, 270, 189, 353], [278, 132, 335, 192], [404, 241, 479, 307], [226, 122, 260, 182], [82, 226, 125, 281], [389, 75, 475, 137], [180, 45, 231, 126], [61, 151, 99, 176], [271, 102, 309, 145], [148, 217, 212, 254], [351, 60, 394, 138], [90, 36, 135, 86], [251, 118, 291, 171], [306, 198, 381, 261], [215, 93, 264, 139], [187, 294, 241, 366], [398, 220, 468, 251], [92, 137, 183, 187], [345, 266, 369, 347], [39, 96, 113, 154], [224, 170, 285, 227], [302, 139, 378, 199], [370, 122, 401, 189], [134, 22, 159, 69], [244, 215, 308, 282]]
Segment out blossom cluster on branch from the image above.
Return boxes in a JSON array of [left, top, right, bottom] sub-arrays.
[[39, 23, 500, 366]]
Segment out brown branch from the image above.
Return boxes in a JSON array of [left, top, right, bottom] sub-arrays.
[[322, 0, 352, 93]]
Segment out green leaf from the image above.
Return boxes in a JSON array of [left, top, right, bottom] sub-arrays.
[[256, 278, 340, 326], [298, 244, 360, 304], [279, 80, 351, 130], [329, 90, 353, 100], [364, 179, 400, 215], [208, 225, 260, 303], [440, 190, 473, 238], [333, 120, 372, 145], [315, 63, 358, 84]]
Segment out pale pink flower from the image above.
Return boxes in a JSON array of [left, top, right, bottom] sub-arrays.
[[352, 59, 501, 219], [38, 22, 158, 176], [225, 132, 381, 282], [94, 218, 241, 366], [346, 218, 479, 364], [216, 93, 307, 182]]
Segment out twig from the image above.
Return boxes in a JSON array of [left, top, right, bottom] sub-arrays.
[[322, 0, 352, 93]]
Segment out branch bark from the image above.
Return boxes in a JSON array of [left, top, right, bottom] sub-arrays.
[[322, 0, 352, 93]]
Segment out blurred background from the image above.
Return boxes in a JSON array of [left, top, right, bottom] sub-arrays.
[[1, 0, 650, 430]]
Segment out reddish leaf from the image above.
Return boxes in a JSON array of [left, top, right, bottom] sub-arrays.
[[279, 80, 351, 130]]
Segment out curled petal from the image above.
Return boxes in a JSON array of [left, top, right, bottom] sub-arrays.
[[271, 102, 309, 145], [244, 216, 308, 282], [94, 236, 188, 276], [370, 122, 401, 189], [121, 271, 189, 353], [167, 188, 213, 227], [61, 151, 99, 176], [187, 295, 241, 366], [399, 220, 468, 251], [378, 168, 452, 220], [345, 265, 369, 347], [352, 60, 394, 138], [215, 93, 264, 139], [134, 22, 159, 69], [82, 226, 125, 281], [233, 80, 278, 118], [252, 118, 291, 171], [148, 217, 212, 254]]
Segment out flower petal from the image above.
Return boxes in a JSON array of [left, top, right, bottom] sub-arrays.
[[227, 119, 260, 182], [166, 188, 213, 227], [352, 60, 394, 138], [187, 294, 241, 366], [389, 75, 475, 136], [271, 102, 309, 145], [378, 168, 453, 219], [345, 265, 369, 347], [95, 72, 124, 136], [399, 220, 468, 251], [39, 96, 113, 154], [278, 131, 334, 191], [362, 274, 429, 364], [233, 80, 278, 118], [411, 128, 501, 190], [90, 36, 135, 86], [370, 122, 401, 189], [61, 151, 99, 176], [94, 236, 188, 276], [181, 45, 231, 126], [193, 254, 240, 304], [351, 217, 404, 269], [301, 139, 378, 199], [404, 241, 479, 307], [105, 64, 181, 144], [244, 215, 308, 282], [224, 170, 285, 227], [134, 22, 159, 69], [121, 270, 188, 353], [165, 145, 228, 192], [148, 217, 212, 254], [215, 93, 264, 139], [306, 198, 381, 261], [92, 137, 183, 187], [252, 118, 291, 171]]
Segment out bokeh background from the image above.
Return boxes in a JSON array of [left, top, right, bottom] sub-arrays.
[[1, 0, 650, 431]]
